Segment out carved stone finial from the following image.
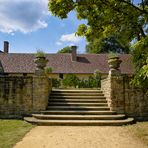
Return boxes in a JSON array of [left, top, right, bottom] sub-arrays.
[[108, 55, 122, 76], [34, 56, 48, 76]]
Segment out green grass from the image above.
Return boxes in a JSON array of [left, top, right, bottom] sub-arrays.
[[126, 122, 148, 146], [0, 120, 34, 148]]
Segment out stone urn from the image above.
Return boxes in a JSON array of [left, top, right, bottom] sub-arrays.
[[108, 54, 122, 75], [108, 55, 122, 70], [34, 56, 48, 69], [34, 55, 48, 76]]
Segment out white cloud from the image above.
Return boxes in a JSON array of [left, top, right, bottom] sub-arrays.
[[0, 0, 50, 33], [60, 33, 82, 43], [56, 41, 63, 46]]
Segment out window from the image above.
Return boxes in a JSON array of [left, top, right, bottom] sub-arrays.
[[23, 73, 27, 76], [59, 74, 63, 79]]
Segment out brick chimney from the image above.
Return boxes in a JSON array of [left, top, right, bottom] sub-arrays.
[[71, 46, 77, 61], [4, 41, 9, 53]]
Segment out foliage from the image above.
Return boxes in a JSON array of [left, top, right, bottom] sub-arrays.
[[45, 67, 53, 74], [131, 36, 148, 89], [57, 46, 72, 53], [49, 0, 148, 43], [78, 76, 101, 88], [62, 74, 101, 88], [52, 78, 61, 88], [48, 0, 148, 90], [63, 74, 80, 88], [86, 36, 130, 54], [48, 0, 75, 19], [0, 120, 34, 148], [35, 49, 45, 57]]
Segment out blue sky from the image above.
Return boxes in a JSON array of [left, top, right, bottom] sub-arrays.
[[0, 0, 140, 53]]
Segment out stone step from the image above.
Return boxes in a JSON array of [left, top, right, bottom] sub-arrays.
[[52, 89, 102, 93], [24, 117, 134, 126], [50, 96, 106, 99], [47, 106, 110, 111], [49, 99, 107, 103], [40, 110, 117, 115], [50, 93, 104, 96], [32, 114, 126, 120], [48, 102, 108, 106]]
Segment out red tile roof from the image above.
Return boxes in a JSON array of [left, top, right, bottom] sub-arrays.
[[0, 53, 135, 74]]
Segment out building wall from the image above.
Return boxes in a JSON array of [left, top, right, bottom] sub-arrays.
[[64, 74, 93, 80], [101, 75, 148, 120], [49, 73, 97, 80], [0, 75, 51, 118], [8, 73, 33, 76], [8, 72, 108, 81], [8, 73, 94, 80]]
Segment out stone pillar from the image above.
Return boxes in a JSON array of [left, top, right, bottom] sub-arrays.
[[33, 55, 52, 112], [32, 76, 52, 112], [109, 75, 125, 113], [101, 55, 125, 113]]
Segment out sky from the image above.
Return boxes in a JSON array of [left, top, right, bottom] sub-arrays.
[[0, 0, 141, 53]]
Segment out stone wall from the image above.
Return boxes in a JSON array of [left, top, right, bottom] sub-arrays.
[[0, 76, 51, 118], [101, 75, 148, 120], [124, 76, 148, 120]]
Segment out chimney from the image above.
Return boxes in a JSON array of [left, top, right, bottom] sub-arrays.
[[4, 41, 9, 53], [71, 46, 77, 61]]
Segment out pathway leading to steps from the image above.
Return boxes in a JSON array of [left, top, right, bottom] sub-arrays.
[[14, 126, 148, 148]]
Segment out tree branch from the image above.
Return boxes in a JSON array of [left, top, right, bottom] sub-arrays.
[[121, 0, 148, 14]]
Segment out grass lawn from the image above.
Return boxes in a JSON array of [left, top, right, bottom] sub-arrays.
[[0, 120, 34, 148], [126, 122, 148, 146]]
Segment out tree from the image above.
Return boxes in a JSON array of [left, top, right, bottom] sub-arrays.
[[86, 36, 130, 54], [49, 0, 148, 89], [57, 46, 71, 53]]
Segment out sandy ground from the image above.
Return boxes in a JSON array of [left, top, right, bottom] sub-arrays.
[[14, 126, 148, 148]]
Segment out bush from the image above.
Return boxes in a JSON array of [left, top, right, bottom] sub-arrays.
[[35, 49, 45, 57], [52, 78, 61, 88], [78, 76, 101, 88], [51, 74, 101, 88], [45, 67, 52, 75], [62, 74, 101, 88], [63, 74, 79, 88]]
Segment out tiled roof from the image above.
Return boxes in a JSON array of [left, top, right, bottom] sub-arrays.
[[0, 53, 135, 74]]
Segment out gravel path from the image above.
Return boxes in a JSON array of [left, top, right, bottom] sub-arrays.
[[14, 126, 148, 148]]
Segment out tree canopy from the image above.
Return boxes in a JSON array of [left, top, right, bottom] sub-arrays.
[[57, 46, 71, 53], [86, 36, 130, 54], [48, 0, 148, 89]]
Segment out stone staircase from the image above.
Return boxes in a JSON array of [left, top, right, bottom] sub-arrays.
[[24, 89, 134, 126]]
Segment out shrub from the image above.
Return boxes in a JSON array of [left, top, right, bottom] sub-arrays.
[[45, 67, 52, 75], [78, 76, 101, 88], [52, 78, 61, 88], [35, 49, 45, 57], [51, 74, 101, 88], [63, 74, 80, 88]]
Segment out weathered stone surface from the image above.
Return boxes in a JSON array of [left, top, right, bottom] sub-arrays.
[[33, 76, 51, 112], [101, 75, 148, 120], [0, 76, 52, 118]]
